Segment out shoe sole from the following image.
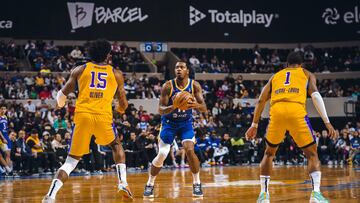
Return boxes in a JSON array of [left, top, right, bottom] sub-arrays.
[[257, 200, 270, 203], [192, 194, 204, 197], [143, 194, 154, 198], [118, 189, 134, 201]]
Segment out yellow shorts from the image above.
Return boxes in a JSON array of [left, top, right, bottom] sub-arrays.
[[266, 102, 316, 148], [69, 113, 117, 156]]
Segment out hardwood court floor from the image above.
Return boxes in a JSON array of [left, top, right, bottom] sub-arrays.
[[0, 166, 359, 203]]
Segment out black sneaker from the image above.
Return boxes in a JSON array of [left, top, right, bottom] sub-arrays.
[[143, 185, 154, 198], [193, 183, 203, 197]]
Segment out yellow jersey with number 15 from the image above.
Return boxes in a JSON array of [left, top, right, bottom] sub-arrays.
[[75, 62, 118, 116], [270, 67, 308, 106]]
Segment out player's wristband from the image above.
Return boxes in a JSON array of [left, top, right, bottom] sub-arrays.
[[251, 122, 258, 128], [56, 90, 67, 108]]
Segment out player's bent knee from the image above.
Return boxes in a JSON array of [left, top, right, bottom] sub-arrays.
[[59, 156, 79, 176], [152, 140, 170, 168], [264, 149, 276, 158]]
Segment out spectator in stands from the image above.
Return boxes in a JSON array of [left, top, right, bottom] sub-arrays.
[[24, 100, 36, 113], [335, 130, 350, 165], [41, 131, 56, 173], [26, 129, 45, 173], [124, 132, 139, 168], [39, 87, 51, 99], [349, 128, 360, 164], [53, 116, 67, 133], [318, 130, 334, 165], [189, 55, 201, 71], [11, 130, 32, 175], [70, 46, 83, 59]]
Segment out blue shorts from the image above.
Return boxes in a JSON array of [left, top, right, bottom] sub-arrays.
[[159, 120, 195, 145], [1, 133, 11, 150]]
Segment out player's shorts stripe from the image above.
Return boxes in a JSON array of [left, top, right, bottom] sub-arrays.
[[112, 123, 118, 138], [304, 115, 316, 142], [68, 125, 75, 153]]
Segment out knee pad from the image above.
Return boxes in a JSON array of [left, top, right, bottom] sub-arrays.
[[152, 140, 171, 168], [59, 156, 79, 176]]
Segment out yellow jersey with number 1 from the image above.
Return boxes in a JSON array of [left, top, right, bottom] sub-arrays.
[[270, 67, 308, 106], [75, 62, 118, 116]]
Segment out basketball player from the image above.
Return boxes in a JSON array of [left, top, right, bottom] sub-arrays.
[[245, 52, 336, 203], [42, 39, 132, 202], [143, 61, 207, 198], [0, 105, 13, 175]]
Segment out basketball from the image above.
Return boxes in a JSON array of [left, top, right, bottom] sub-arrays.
[[173, 91, 194, 110]]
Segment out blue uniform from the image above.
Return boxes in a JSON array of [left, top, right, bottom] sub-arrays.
[[0, 115, 11, 149], [160, 79, 195, 144], [195, 137, 211, 152]]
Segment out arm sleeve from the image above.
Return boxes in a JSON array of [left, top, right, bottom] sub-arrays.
[[311, 92, 330, 124]]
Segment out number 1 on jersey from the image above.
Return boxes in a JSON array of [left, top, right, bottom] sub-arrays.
[[284, 72, 291, 85]]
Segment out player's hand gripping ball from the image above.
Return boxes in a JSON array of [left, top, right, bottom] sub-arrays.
[[173, 91, 195, 111]]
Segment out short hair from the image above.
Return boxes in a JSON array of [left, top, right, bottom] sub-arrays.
[[176, 60, 189, 69], [88, 39, 111, 63], [287, 51, 303, 65]]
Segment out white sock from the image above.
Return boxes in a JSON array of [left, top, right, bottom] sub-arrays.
[[260, 175, 270, 193], [147, 175, 156, 186], [310, 171, 321, 192], [192, 172, 201, 184], [181, 160, 185, 165], [116, 163, 127, 185], [46, 179, 63, 199], [5, 166, 12, 173]]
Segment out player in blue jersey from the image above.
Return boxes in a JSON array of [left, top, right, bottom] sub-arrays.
[[143, 61, 207, 198], [0, 105, 13, 174]]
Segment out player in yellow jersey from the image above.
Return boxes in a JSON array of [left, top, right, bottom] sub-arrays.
[[246, 52, 336, 203], [42, 39, 133, 203]]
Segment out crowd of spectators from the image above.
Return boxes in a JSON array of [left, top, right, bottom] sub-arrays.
[[0, 40, 21, 71], [173, 45, 360, 73], [1, 73, 359, 101], [23, 40, 146, 73]]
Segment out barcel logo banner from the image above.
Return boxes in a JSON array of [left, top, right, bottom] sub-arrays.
[[189, 6, 279, 27], [67, 2, 149, 31]]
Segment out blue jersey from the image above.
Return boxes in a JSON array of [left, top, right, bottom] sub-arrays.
[[196, 137, 211, 151], [0, 115, 8, 135], [209, 137, 221, 148], [159, 78, 196, 144], [351, 137, 360, 149], [161, 79, 194, 123]]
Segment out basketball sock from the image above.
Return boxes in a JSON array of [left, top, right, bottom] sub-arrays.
[[260, 175, 270, 193], [310, 171, 321, 192], [147, 175, 156, 186], [181, 160, 185, 166], [5, 166, 12, 173], [116, 163, 127, 185], [192, 172, 201, 184], [46, 179, 63, 199]]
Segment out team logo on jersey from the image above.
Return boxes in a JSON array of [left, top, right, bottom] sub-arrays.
[[322, 8, 340, 25], [67, 2, 149, 31]]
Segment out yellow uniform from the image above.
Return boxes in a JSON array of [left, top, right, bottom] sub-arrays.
[[266, 67, 316, 148], [70, 62, 118, 156]]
